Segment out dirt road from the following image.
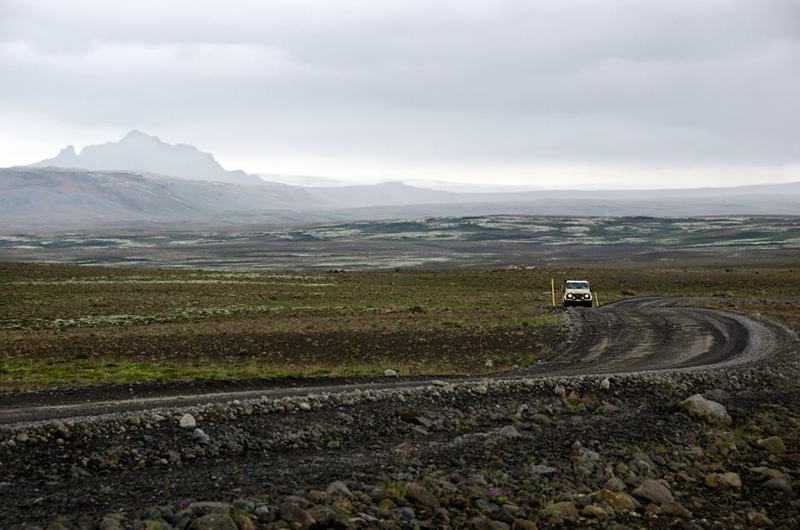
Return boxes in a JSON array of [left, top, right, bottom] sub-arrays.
[[0, 297, 784, 425]]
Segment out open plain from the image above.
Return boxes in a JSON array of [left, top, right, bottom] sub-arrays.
[[1, 215, 800, 529]]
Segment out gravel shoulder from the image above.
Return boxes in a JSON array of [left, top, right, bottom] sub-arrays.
[[1, 298, 799, 529]]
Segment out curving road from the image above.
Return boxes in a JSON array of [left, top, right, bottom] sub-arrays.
[[0, 297, 788, 425], [526, 296, 772, 376]]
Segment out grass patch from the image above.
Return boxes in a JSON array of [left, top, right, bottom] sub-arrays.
[[1, 260, 798, 390]]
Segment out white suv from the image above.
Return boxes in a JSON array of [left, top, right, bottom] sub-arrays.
[[563, 280, 593, 308]]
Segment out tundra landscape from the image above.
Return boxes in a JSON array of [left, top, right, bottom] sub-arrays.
[[2, 223, 800, 529], [3, 2, 800, 528]]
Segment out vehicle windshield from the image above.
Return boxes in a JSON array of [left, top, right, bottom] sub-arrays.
[[565, 281, 590, 290]]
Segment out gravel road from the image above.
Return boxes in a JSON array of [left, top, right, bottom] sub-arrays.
[[1, 297, 798, 529], [0, 297, 783, 425]]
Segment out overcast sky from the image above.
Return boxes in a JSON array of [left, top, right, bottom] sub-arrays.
[[1, 0, 799, 188]]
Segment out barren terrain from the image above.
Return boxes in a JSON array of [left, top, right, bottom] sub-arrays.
[[1, 258, 799, 529]]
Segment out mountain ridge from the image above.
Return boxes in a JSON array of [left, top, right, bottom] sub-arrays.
[[2, 166, 800, 232], [31, 130, 263, 185]]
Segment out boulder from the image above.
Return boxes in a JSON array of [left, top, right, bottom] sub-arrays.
[[632, 479, 674, 505], [679, 394, 732, 426]]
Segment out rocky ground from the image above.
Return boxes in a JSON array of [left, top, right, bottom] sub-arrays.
[[2, 351, 800, 530]]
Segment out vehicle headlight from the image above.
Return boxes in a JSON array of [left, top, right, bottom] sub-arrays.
[[566, 293, 573, 299]]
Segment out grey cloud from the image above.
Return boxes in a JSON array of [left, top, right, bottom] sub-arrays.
[[2, 0, 799, 171]]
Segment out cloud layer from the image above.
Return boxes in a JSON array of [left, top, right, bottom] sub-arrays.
[[2, 0, 799, 186]]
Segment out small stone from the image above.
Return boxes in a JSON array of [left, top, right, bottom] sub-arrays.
[[485, 359, 495, 368], [188, 514, 237, 530], [661, 501, 692, 518], [405, 482, 441, 510], [15, 432, 29, 443], [679, 394, 732, 426], [632, 479, 674, 505], [254, 505, 274, 523], [180, 413, 197, 429], [762, 478, 791, 492], [383, 369, 399, 378], [529, 465, 557, 476], [511, 520, 538, 530], [278, 502, 315, 529], [472, 519, 509, 530], [749, 467, 787, 481], [705, 472, 741, 489], [498, 426, 521, 439], [397, 407, 432, 427], [604, 478, 626, 492], [600, 378, 611, 390], [298, 402, 311, 411], [394, 507, 415, 521], [549, 501, 579, 521], [747, 511, 774, 527], [98, 516, 122, 530], [758, 437, 786, 455], [192, 428, 210, 444], [326, 480, 353, 498], [233, 514, 255, 530], [593, 490, 638, 512], [530, 414, 550, 425], [190, 502, 232, 516], [582, 505, 609, 519], [54, 422, 71, 439]]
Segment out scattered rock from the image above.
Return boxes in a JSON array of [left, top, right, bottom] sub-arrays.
[[405, 482, 441, 510], [661, 501, 692, 518], [679, 394, 732, 426], [749, 467, 787, 481], [747, 511, 774, 527], [473, 518, 510, 530], [529, 465, 558, 476], [582, 504, 609, 519], [705, 472, 742, 489], [192, 428, 211, 444], [757, 436, 786, 455], [278, 502, 315, 529], [530, 414, 550, 426], [498, 425, 521, 439], [326, 480, 353, 498], [180, 413, 197, 429], [549, 501, 579, 522], [188, 514, 237, 530], [593, 490, 638, 512], [761, 478, 792, 492], [632, 479, 674, 505], [603, 478, 626, 492], [190, 502, 232, 516], [384, 369, 399, 378]]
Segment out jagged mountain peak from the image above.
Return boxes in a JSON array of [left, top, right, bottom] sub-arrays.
[[31, 131, 262, 185]]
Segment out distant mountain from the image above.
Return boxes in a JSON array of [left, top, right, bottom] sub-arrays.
[[0, 167, 329, 230], [305, 181, 465, 208], [3, 165, 800, 232], [259, 174, 358, 187], [31, 130, 263, 185]]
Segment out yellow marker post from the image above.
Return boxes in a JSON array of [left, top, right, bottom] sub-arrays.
[[551, 278, 556, 307]]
